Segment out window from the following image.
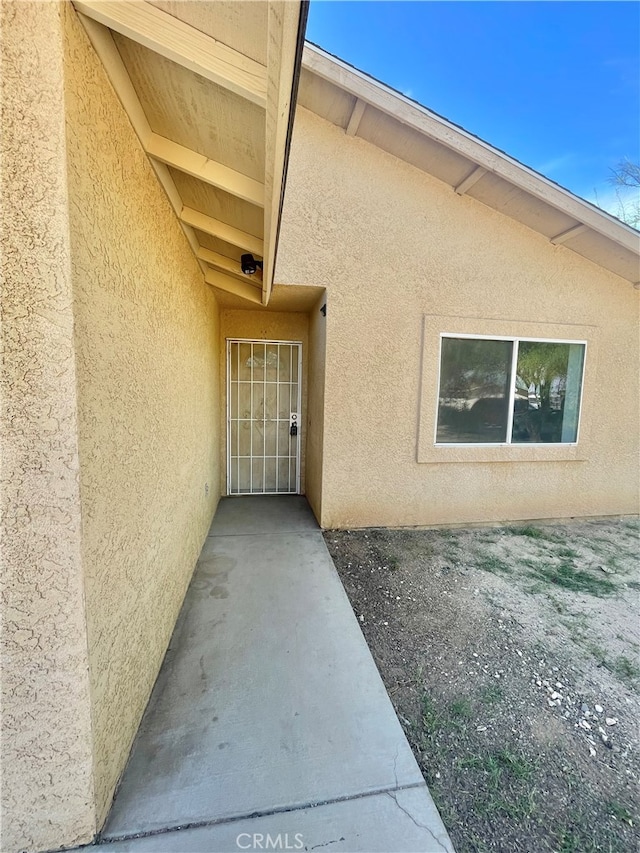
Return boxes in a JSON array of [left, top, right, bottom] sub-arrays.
[[436, 335, 585, 445]]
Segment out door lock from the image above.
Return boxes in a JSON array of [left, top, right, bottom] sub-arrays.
[[290, 413, 298, 437]]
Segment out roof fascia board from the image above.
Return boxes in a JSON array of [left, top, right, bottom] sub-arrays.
[[262, 1, 308, 304], [74, 0, 268, 108], [303, 44, 639, 256]]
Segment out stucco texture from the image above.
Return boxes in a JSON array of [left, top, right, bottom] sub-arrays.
[[304, 292, 328, 521], [276, 108, 640, 528], [1, 3, 96, 852], [62, 2, 222, 829]]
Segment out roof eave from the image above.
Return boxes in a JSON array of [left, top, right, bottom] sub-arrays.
[[301, 43, 640, 279]]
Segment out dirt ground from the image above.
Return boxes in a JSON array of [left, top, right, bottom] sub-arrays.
[[324, 517, 640, 853]]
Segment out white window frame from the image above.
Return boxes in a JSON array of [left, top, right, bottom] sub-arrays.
[[434, 333, 587, 447]]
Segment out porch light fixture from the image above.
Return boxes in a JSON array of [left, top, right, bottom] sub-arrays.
[[241, 254, 263, 275]]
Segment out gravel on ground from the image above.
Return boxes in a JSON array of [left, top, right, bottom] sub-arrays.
[[325, 516, 640, 853]]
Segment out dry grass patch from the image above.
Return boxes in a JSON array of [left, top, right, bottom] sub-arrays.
[[325, 517, 639, 853]]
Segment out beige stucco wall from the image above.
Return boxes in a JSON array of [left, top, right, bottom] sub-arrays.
[[1, 4, 96, 852], [220, 310, 309, 494], [62, 2, 222, 829], [305, 292, 328, 521], [277, 108, 639, 528]]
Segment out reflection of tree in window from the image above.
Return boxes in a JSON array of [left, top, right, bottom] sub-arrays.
[[436, 337, 585, 445], [513, 342, 582, 444]]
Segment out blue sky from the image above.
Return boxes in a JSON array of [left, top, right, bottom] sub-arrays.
[[306, 1, 640, 214]]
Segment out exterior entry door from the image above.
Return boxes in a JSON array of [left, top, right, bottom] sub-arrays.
[[227, 340, 302, 494]]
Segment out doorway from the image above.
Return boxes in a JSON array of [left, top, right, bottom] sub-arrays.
[[227, 339, 302, 494]]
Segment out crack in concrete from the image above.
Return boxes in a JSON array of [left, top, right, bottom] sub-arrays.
[[385, 790, 450, 853], [387, 741, 450, 853], [309, 837, 345, 850], [392, 742, 400, 788], [99, 784, 427, 846]]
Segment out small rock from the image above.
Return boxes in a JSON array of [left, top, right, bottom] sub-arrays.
[[589, 746, 597, 757], [579, 720, 592, 730], [435, 772, 441, 779], [359, 615, 365, 622], [555, 681, 564, 689], [581, 703, 590, 714], [550, 691, 562, 700], [548, 699, 556, 707], [606, 717, 618, 726], [595, 704, 603, 714], [476, 725, 487, 732]]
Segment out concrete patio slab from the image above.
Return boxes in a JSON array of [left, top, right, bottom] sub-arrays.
[[97, 786, 451, 852], [207, 495, 318, 536], [99, 497, 452, 852]]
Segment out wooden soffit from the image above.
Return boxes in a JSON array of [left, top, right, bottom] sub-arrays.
[[74, 0, 308, 304], [299, 44, 640, 285]]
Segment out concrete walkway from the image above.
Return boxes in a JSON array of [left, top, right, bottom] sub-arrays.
[[94, 497, 454, 852]]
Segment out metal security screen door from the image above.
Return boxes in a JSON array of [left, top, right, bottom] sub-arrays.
[[227, 340, 302, 494]]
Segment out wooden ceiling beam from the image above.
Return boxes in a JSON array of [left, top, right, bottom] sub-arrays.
[[204, 270, 263, 304], [345, 98, 366, 137], [77, 13, 208, 275], [181, 207, 264, 256], [74, 0, 268, 108], [550, 223, 588, 245], [196, 247, 263, 283], [146, 135, 265, 208], [455, 165, 488, 196], [76, 0, 307, 307]]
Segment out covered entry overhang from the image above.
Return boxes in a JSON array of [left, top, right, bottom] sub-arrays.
[[73, 0, 308, 306]]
